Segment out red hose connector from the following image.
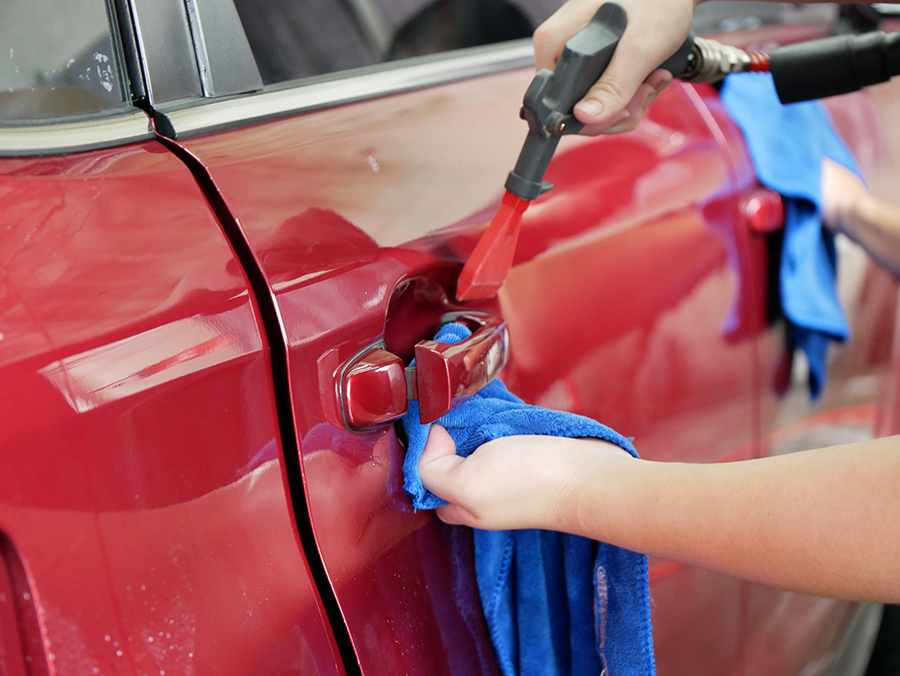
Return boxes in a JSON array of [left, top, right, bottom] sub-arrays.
[[748, 52, 770, 73]]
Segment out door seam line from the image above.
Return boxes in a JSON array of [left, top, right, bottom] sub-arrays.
[[150, 122, 362, 676]]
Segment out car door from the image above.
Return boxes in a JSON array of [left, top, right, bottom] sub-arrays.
[[132, 2, 765, 673], [0, 1, 343, 674], [693, 5, 900, 674], [6, 0, 885, 674]]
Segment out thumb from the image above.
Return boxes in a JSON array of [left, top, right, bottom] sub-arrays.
[[418, 425, 463, 499], [573, 27, 684, 131], [574, 64, 635, 129]]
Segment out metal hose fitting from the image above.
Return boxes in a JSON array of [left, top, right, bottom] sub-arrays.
[[680, 36, 769, 83]]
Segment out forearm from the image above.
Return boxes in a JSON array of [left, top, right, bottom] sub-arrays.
[[564, 436, 900, 601], [837, 192, 900, 279]]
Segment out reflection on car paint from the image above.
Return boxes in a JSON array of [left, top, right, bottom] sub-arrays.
[[38, 306, 258, 413], [0, 141, 343, 673]]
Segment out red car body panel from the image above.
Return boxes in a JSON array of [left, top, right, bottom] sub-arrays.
[[1, 11, 899, 675], [174, 71, 810, 674], [745, 86, 900, 676], [0, 142, 342, 675]]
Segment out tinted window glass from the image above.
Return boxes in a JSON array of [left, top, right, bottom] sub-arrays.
[[0, 0, 128, 122], [233, 0, 564, 85]]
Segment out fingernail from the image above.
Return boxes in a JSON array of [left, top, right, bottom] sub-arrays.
[[575, 99, 604, 118]]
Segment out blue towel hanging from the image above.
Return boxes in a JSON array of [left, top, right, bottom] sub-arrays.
[[721, 72, 863, 398], [403, 323, 655, 676]]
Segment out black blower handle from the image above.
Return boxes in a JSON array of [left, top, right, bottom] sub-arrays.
[[769, 30, 900, 103], [505, 2, 693, 200], [541, 4, 692, 120]]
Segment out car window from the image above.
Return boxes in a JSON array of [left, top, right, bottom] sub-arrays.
[[232, 0, 564, 85], [0, 0, 128, 122]]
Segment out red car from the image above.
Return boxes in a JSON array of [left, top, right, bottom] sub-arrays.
[[0, 0, 897, 674]]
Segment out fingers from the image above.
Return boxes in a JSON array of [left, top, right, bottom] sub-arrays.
[[419, 425, 458, 463], [434, 503, 470, 526], [533, 0, 693, 134], [821, 158, 867, 233], [533, 1, 602, 71], [576, 70, 671, 135], [571, 61, 632, 125], [418, 425, 464, 499], [418, 426, 486, 527], [577, 68, 673, 135]]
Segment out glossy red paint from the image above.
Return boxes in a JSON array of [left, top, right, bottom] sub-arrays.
[[0, 142, 342, 675], [684, 64, 900, 674], [177, 40, 900, 671], [746, 79, 900, 675], [712, 17, 900, 664], [180, 69, 761, 674], [342, 348, 409, 431], [2, 12, 895, 676], [4, 67, 892, 676], [181, 71, 539, 676], [503, 81, 760, 675]]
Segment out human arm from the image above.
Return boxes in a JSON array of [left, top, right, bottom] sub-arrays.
[[822, 157, 900, 278], [418, 426, 900, 602]]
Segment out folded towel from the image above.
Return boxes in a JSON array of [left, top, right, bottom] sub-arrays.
[[403, 323, 654, 676], [720, 72, 862, 398]]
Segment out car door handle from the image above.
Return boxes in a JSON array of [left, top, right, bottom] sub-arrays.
[[407, 312, 509, 424], [338, 313, 508, 431], [743, 187, 784, 234]]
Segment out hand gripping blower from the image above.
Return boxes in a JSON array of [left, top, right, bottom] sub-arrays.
[[455, 2, 900, 301]]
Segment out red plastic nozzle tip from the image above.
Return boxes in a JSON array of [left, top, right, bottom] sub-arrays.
[[456, 191, 531, 301]]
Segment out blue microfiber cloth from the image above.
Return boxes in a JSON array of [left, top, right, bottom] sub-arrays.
[[721, 72, 862, 398], [402, 323, 654, 676]]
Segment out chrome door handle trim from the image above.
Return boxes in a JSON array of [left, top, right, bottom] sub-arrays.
[[407, 312, 509, 424], [338, 313, 508, 431]]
